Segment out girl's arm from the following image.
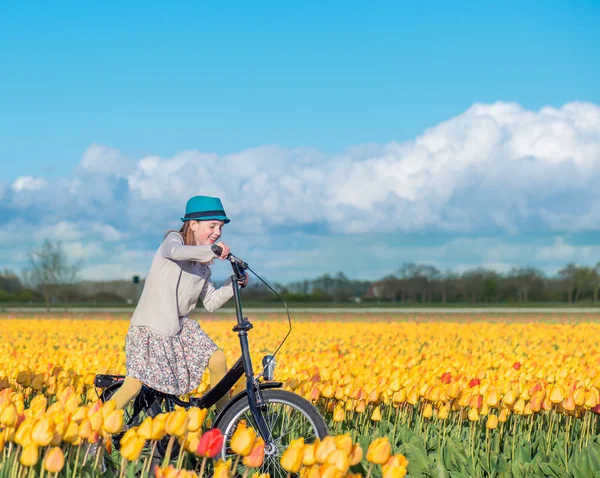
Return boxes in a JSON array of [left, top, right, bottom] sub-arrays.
[[200, 271, 234, 312], [160, 232, 216, 262]]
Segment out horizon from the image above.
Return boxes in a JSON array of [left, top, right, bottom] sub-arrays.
[[1, 2, 599, 283]]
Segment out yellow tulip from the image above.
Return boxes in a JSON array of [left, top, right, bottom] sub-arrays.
[[280, 444, 304, 472], [230, 423, 256, 456], [549, 385, 564, 404], [165, 409, 188, 437], [151, 414, 168, 441], [63, 420, 79, 444], [486, 414, 498, 429], [333, 406, 346, 422], [120, 436, 146, 461], [31, 417, 54, 447], [0, 404, 17, 427], [315, 436, 337, 464], [320, 462, 345, 478], [213, 459, 232, 478], [14, 420, 32, 447], [303, 442, 318, 466], [186, 407, 208, 433], [20, 443, 39, 467], [325, 448, 350, 473], [137, 416, 153, 439], [371, 406, 382, 421], [366, 437, 391, 464], [333, 433, 352, 454]]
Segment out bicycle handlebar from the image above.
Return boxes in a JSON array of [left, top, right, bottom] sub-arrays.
[[211, 244, 248, 286]]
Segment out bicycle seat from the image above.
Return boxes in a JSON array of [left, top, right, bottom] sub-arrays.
[[94, 374, 125, 388]]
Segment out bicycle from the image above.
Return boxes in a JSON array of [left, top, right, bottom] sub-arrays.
[[94, 245, 328, 476]]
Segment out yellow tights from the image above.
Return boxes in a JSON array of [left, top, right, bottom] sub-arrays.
[[110, 349, 229, 411]]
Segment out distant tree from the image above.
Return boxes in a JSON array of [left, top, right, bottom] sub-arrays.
[[0, 269, 23, 294], [594, 262, 600, 303], [558, 263, 578, 303], [23, 239, 81, 310], [507, 267, 545, 304]]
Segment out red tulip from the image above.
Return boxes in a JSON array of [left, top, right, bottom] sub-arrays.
[[196, 428, 224, 458]]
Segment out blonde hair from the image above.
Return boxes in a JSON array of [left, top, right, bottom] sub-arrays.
[[165, 221, 195, 245], [164, 221, 214, 265]]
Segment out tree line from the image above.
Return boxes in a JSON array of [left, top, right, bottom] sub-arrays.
[[1, 240, 600, 307]]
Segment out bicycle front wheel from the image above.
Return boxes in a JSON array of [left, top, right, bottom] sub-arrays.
[[216, 389, 328, 477]]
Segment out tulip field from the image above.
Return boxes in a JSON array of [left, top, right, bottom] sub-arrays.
[[1, 313, 600, 477]]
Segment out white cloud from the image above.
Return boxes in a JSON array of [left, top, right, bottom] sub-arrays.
[[6, 101, 600, 237], [2, 101, 600, 280], [79, 144, 134, 176], [12, 176, 47, 192]]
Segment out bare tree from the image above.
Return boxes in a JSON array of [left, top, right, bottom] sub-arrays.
[[23, 239, 81, 310]]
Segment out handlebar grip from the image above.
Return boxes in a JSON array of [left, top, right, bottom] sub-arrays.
[[211, 244, 223, 257]]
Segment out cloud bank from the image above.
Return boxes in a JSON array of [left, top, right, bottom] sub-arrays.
[[2, 101, 599, 280]]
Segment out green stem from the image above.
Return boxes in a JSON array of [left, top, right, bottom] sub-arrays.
[[119, 457, 127, 478], [198, 456, 207, 478], [70, 443, 81, 478], [175, 437, 187, 470], [161, 435, 176, 468]]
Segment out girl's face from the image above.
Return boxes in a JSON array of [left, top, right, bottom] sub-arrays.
[[189, 220, 225, 245]]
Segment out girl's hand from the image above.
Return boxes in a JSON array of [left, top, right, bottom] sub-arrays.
[[215, 242, 230, 259], [237, 273, 249, 287]]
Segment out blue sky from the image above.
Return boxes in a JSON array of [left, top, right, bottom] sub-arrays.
[[1, 1, 599, 282]]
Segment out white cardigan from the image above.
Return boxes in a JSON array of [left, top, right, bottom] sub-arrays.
[[130, 232, 234, 336]]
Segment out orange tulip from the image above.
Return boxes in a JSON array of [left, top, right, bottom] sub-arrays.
[[243, 437, 265, 468], [44, 446, 65, 473], [102, 409, 124, 435], [349, 443, 363, 465]]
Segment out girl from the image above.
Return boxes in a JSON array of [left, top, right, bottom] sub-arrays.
[[111, 195, 247, 412]]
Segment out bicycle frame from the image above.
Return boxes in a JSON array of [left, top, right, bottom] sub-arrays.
[[193, 265, 277, 444], [95, 256, 280, 444]]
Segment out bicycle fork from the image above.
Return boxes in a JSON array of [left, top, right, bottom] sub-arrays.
[[232, 279, 274, 446]]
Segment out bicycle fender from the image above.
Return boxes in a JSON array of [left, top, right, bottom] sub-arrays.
[[213, 381, 283, 427]]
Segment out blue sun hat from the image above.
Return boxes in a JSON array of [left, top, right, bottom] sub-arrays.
[[181, 196, 230, 223]]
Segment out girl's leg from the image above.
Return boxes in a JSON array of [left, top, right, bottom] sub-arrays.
[[111, 376, 143, 410], [208, 349, 229, 412]]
